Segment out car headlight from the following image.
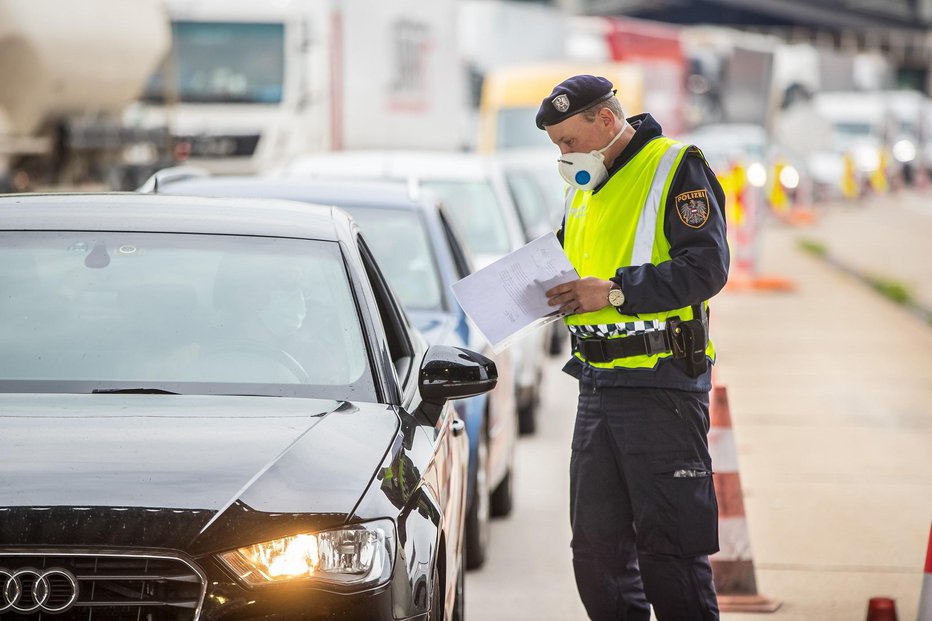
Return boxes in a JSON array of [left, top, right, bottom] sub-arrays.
[[779, 165, 800, 189], [892, 139, 917, 163], [855, 146, 881, 172], [746, 162, 768, 188], [217, 519, 395, 588]]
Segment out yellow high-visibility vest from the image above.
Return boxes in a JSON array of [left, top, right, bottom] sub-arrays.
[[563, 136, 716, 369]]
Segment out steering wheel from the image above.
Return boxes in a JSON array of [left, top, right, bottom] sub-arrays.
[[201, 340, 312, 384]]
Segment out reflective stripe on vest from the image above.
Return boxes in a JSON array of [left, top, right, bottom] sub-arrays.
[[631, 142, 688, 266]]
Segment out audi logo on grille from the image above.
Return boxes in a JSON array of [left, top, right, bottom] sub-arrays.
[[0, 567, 79, 614]]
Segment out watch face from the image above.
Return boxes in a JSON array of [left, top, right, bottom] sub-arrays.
[[608, 288, 624, 307]]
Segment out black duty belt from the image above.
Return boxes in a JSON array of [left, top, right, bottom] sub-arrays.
[[572, 329, 673, 363]]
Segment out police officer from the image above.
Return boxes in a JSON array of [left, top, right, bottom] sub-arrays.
[[538, 75, 728, 620]]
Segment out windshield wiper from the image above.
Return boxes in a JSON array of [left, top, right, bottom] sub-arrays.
[[91, 388, 180, 395]]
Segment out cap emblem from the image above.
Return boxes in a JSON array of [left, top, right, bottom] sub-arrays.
[[552, 94, 570, 113]]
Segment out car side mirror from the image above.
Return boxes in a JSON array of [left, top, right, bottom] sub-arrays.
[[418, 345, 498, 405]]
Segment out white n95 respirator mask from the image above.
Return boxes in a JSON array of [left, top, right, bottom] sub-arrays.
[[557, 123, 627, 191]]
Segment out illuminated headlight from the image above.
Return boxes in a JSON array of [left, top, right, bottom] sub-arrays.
[[855, 146, 881, 172], [217, 520, 395, 588], [746, 162, 768, 188], [892, 139, 917, 163], [779, 165, 800, 189]]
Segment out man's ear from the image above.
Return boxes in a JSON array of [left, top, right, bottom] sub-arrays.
[[598, 107, 615, 129]]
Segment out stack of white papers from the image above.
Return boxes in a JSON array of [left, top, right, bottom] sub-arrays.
[[452, 232, 578, 352]]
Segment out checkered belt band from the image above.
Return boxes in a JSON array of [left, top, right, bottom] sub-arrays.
[[567, 320, 666, 338]]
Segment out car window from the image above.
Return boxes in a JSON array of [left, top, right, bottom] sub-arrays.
[[0, 232, 376, 401], [437, 209, 472, 281], [421, 180, 512, 256], [506, 169, 552, 239], [342, 207, 445, 312], [356, 236, 414, 388]]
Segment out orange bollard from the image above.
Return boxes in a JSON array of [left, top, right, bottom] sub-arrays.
[[865, 596, 897, 621], [708, 385, 781, 612]]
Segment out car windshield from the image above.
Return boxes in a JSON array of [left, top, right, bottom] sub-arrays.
[[342, 207, 445, 312], [421, 180, 512, 256], [0, 232, 375, 400], [144, 21, 285, 104], [498, 107, 558, 150]]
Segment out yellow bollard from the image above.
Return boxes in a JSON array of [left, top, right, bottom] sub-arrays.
[[841, 153, 859, 200]]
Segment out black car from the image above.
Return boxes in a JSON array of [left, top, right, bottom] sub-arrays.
[[151, 176, 520, 571], [0, 193, 497, 620]]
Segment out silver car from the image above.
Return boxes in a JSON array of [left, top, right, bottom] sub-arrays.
[[278, 151, 548, 434]]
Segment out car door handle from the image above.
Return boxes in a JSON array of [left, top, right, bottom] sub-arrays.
[[451, 418, 466, 437]]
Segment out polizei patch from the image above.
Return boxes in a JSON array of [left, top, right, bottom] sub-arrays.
[[674, 189, 710, 228]]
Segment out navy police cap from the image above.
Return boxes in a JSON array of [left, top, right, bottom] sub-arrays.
[[535, 75, 616, 129]]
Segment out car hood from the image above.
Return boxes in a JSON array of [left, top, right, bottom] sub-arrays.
[[0, 394, 399, 553]]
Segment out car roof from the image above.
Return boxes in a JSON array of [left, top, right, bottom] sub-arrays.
[[0, 192, 345, 241], [158, 177, 433, 213], [280, 150, 494, 182]]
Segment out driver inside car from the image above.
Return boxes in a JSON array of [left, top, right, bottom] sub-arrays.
[[197, 254, 318, 385]]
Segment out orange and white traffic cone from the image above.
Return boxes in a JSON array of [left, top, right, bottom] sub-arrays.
[[708, 385, 781, 612], [865, 597, 898, 621], [919, 522, 932, 621]]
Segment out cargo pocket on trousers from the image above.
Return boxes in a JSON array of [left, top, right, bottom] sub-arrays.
[[649, 455, 720, 558]]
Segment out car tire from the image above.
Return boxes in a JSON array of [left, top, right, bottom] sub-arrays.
[[429, 560, 444, 621], [548, 323, 565, 356], [489, 464, 514, 517], [451, 551, 465, 621], [464, 422, 490, 570], [517, 367, 541, 435], [517, 394, 537, 435]]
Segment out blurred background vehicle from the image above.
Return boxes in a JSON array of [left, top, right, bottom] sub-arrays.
[[811, 91, 894, 197], [883, 89, 927, 187], [477, 61, 644, 153], [133, 0, 470, 176], [0, 0, 171, 192], [148, 175, 520, 569], [565, 16, 686, 135], [279, 150, 549, 434]]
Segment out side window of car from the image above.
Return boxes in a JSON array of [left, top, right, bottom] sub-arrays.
[[437, 208, 473, 279], [357, 234, 414, 382]]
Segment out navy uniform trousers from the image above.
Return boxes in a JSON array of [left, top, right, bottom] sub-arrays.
[[570, 383, 720, 621]]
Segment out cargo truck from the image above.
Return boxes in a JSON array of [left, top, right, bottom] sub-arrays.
[[135, 0, 469, 174]]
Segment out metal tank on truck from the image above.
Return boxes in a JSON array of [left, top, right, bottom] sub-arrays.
[[0, 0, 171, 191], [135, 0, 469, 175]]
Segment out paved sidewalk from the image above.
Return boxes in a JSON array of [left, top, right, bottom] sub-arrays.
[[712, 200, 932, 619], [797, 191, 932, 313]]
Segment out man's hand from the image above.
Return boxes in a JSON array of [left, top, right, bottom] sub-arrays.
[[546, 277, 615, 315]]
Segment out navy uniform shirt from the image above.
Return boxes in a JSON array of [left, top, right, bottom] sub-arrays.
[[559, 113, 729, 392]]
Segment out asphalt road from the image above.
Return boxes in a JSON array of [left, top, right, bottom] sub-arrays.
[[465, 347, 589, 620]]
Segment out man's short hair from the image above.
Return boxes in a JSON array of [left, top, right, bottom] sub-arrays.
[[581, 96, 625, 122]]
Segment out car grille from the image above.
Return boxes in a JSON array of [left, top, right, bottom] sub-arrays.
[[0, 552, 206, 621]]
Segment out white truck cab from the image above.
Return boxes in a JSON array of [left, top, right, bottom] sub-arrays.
[[134, 0, 468, 174]]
